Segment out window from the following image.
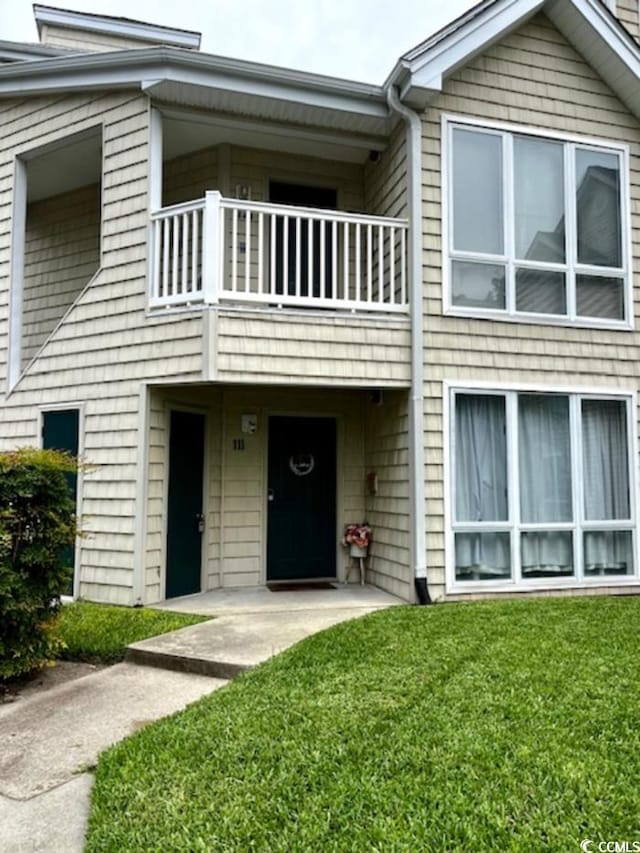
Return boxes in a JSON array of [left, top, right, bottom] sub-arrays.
[[446, 120, 629, 326], [451, 389, 635, 588]]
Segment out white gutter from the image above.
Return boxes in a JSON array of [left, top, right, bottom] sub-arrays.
[[386, 86, 431, 604]]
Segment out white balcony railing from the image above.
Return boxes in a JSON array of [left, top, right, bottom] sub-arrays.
[[150, 191, 409, 313]]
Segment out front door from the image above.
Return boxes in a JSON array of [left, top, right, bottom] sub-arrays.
[[42, 409, 79, 596], [165, 410, 205, 599], [267, 415, 336, 581]]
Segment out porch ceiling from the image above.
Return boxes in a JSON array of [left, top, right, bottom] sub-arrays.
[[162, 110, 387, 164]]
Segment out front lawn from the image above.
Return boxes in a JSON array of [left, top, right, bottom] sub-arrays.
[[55, 602, 208, 664], [87, 596, 640, 850]]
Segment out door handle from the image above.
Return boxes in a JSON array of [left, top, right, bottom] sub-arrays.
[[196, 513, 205, 533], [268, 488, 275, 502]]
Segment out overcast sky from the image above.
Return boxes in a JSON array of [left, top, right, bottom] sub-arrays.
[[1, 0, 478, 83]]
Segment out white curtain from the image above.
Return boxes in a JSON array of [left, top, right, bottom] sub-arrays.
[[455, 395, 510, 577], [519, 395, 573, 575], [582, 400, 631, 574]]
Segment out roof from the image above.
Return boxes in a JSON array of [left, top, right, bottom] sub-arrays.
[[33, 4, 201, 50], [0, 0, 639, 135], [0, 38, 72, 63], [0, 43, 390, 140]]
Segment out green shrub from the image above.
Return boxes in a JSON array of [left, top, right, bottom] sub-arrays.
[[0, 448, 78, 680]]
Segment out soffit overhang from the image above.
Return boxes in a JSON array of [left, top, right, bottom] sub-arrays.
[[0, 46, 391, 139]]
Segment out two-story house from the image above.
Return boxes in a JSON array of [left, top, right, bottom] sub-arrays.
[[1, 0, 639, 606]]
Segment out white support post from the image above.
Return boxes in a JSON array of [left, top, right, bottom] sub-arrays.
[[149, 108, 163, 211], [8, 157, 27, 392], [202, 190, 222, 304], [148, 109, 163, 305]]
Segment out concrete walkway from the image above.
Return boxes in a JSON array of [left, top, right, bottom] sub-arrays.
[[130, 585, 401, 677], [0, 664, 225, 852], [0, 585, 401, 852]]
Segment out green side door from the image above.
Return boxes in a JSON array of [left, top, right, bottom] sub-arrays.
[[267, 415, 336, 581], [42, 409, 79, 596], [165, 410, 205, 599]]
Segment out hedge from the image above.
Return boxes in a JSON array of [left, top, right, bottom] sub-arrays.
[[0, 448, 78, 680]]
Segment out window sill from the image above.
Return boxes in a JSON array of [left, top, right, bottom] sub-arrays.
[[444, 306, 633, 332], [447, 576, 640, 596]]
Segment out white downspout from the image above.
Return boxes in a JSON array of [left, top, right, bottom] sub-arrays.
[[386, 86, 431, 604]]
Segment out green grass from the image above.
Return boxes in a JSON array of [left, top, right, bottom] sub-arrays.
[[87, 596, 640, 851], [55, 602, 208, 664]]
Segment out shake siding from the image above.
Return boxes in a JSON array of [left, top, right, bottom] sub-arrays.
[[39, 24, 160, 51], [230, 146, 364, 208], [163, 144, 363, 208], [364, 390, 412, 599], [144, 391, 166, 603], [163, 146, 219, 206], [361, 126, 412, 597], [364, 121, 407, 218], [0, 91, 205, 603], [143, 386, 366, 600], [22, 183, 100, 367], [216, 311, 411, 386], [616, 0, 639, 42], [421, 12, 640, 599], [218, 387, 366, 589], [143, 387, 223, 603]]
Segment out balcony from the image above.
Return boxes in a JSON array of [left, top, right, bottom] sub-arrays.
[[149, 192, 409, 314]]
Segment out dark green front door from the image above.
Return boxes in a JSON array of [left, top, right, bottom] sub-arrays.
[[267, 416, 336, 581], [166, 410, 205, 599], [42, 409, 79, 595]]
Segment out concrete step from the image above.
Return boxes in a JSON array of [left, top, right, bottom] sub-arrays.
[[125, 644, 249, 679]]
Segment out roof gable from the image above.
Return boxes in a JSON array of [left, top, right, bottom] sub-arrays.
[[388, 0, 640, 120]]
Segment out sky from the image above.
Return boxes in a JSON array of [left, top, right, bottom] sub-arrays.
[[1, 0, 479, 84]]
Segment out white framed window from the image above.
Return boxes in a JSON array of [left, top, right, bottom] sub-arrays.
[[447, 385, 638, 592], [443, 116, 632, 329]]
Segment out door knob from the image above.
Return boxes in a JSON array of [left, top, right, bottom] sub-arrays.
[[268, 488, 275, 502], [196, 513, 205, 533]]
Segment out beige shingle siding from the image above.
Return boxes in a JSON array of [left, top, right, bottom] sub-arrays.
[[421, 12, 640, 599], [364, 389, 412, 600], [143, 386, 223, 603], [364, 121, 408, 219], [0, 91, 203, 603], [163, 146, 219, 207], [22, 183, 101, 367], [142, 386, 367, 601], [39, 24, 157, 52], [216, 311, 411, 386], [616, 0, 639, 42], [229, 146, 365, 208], [216, 387, 366, 589], [361, 125, 412, 598], [144, 390, 167, 604]]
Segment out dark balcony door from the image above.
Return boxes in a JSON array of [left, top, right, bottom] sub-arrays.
[[165, 410, 205, 599], [269, 181, 337, 299], [267, 415, 336, 581], [42, 409, 79, 596]]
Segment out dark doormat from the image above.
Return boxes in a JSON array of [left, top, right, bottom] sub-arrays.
[[267, 582, 337, 592]]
